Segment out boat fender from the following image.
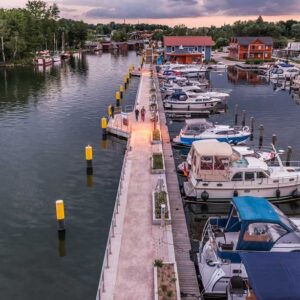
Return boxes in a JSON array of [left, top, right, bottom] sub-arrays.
[[187, 105, 190, 111], [201, 190, 209, 201], [292, 188, 298, 198], [233, 190, 238, 197], [276, 189, 281, 198], [206, 259, 216, 267]]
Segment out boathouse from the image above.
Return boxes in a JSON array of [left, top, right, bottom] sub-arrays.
[[163, 36, 214, 64], [229, 36, 273, 61]]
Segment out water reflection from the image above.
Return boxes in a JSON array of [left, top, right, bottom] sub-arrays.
[[227, 66, 266, 85]]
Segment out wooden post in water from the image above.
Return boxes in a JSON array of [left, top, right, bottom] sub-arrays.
[[234, 104, 238, 126], [286, 146, 292, 166], [259, 124, 264, 148], [272, 134, 277, 146], [250, 117, 255, 141], [242, 110, 246, 127]]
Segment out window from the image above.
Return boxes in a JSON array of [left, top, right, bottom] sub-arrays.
[[243, 222, 287, 243], [265, 53, 268, 58], [171, 46, 175, 52], [194, 47, 197, 52], [266, 46, 268, 50], [258, 54, 261, 58], [258, 45, 262, 50], [245, 172, 255, 181], [257, 172, 267, 179], [232, 172, 243, 181]]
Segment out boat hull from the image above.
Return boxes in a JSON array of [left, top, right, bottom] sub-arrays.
[[174, 134, 250, 146], [183, 180, 300, 202]]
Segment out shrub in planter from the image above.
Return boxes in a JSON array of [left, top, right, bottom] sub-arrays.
[[153, 153, 164, 170], [152, 129, 161, 141]]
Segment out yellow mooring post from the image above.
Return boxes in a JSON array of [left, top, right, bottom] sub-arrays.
[[56, 200, 65, 231], [124, 76, 127, 89], [85, 144, 93, 175], [101, 116, 107, 137], [116, 91, 121, 107], [120, 84, 124, 99]]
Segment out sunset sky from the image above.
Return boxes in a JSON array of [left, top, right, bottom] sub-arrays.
[[1, 0, 300, 26]]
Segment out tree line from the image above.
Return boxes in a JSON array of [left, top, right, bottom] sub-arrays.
[[94, 17, 300, 49], [0, 0, 88, 64]]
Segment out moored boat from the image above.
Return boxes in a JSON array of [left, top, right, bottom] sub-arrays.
[[173, 119, 250, 147], [199, 196, 300, 297], [183, 139, 300, 201], [164, 91, 222, 112], [34, 50, 52, 67]]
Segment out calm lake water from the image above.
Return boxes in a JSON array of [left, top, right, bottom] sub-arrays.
[[167, 68, 300, 241], [0, 52, 139, 300]]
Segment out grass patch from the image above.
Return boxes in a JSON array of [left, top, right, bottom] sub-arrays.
[[155, 191, 169, 219], [153, 153, 164, 170], [152, 129, 161, 141]]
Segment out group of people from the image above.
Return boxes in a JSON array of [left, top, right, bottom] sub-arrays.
[[135, 106, 146, 122]]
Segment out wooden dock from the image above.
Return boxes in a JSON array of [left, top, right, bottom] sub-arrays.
[[155, 72, 201, 299]]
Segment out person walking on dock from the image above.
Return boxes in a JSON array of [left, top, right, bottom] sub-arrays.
[[141, 106, 146, 122], [135, 108, 139, 121]]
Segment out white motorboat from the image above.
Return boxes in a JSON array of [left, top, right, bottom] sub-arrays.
[[173, 119, 250, 147], [164, 91, 222, 112], [52, 53, 61, 63], [208, 62, 228, 70], [183, 139, 300, 201], [177, 144, 276, 175], [199, 196, 300, 297], [266, 63, 300, 79], [34, 50, 52, 67], [172, 65, 207, 78]]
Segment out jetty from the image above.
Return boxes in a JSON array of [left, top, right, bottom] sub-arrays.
[[96, 65, 200, 299]]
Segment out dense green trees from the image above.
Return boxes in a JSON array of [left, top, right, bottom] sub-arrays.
[[0, 0, 88, 64]]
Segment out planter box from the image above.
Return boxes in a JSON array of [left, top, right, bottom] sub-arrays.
[[151, 152, 165, 174], [151, 129, 162, 145], [152, 191, 171, 225], [154, 262, 181, 300]]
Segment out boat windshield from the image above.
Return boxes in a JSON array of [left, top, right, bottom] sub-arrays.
[[232, 157, 249, 168], [182, 122, 212, 135], [271, 204, 299, 232]]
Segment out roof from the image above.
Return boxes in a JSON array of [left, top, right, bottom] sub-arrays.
[[232, 196, 279, 222], [240, 252, 300, 300], [192, 139, 233, 157], [163, 36, 214, 47], [232, 36, 273, 46]]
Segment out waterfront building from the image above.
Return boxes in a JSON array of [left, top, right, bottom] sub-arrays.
[[163, 36, 214, 64], [229, 36, 273, 60]]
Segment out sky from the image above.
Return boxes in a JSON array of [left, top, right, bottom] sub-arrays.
[[1, 0, 300, 26]]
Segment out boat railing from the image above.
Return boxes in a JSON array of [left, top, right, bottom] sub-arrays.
[[96, 128, 132, 300]]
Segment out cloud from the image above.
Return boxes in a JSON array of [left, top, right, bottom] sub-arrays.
[[85, 0, 202, 19], [202, 0, 300, 16]]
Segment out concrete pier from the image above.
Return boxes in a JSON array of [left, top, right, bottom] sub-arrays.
[[96, 65, 200, 300]]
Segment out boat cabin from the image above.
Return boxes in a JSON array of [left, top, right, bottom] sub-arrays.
[[181, 119, 213, 135], [206, 196, 300, 263], [190, 140, 239, 181]]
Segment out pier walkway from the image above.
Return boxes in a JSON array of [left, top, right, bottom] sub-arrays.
[[155, 73, 201, 299], [97, 66, 177, 300]]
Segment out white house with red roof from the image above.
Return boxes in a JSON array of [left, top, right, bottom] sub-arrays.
[[163, 36, 214, 64]]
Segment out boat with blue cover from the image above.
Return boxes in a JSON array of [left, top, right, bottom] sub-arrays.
[[199, 196, 300, 297], [228, 252, 300, 300], [173, 119, 250, 146]]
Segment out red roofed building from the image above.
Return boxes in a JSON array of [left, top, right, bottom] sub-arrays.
[[163, 36, 214, 64]]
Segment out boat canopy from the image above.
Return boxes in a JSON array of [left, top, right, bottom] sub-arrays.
[[232, 196, 279, 223], [240, 252, 300, 300], [192, 139, 233, 157]]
